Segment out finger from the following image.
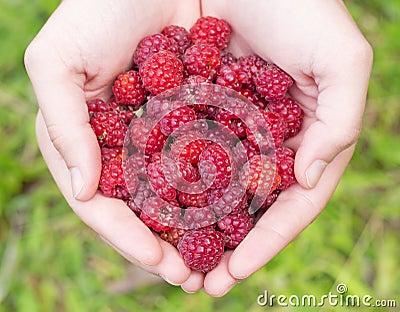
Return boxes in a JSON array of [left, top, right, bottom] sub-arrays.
[[141, 237, 192, 286], [181, 271, 205, 294], [36, 112, 162, 266], [203, 250, 238, 297], [229, 147, 354, 279], [295, 45, 373, 188], [25, 42, 100, 201]]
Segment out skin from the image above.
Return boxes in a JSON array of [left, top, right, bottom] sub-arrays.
[[25, 0, 372, 297]]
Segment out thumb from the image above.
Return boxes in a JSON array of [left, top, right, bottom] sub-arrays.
[[294, 54, 372, 189], [25, 45, 101, 201]]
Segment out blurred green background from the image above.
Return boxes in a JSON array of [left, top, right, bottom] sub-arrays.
[[0, 0, 399, 311]]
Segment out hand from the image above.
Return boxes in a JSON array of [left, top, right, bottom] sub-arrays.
[[25, 0, 201, 286], [198, 0, 373, 296]]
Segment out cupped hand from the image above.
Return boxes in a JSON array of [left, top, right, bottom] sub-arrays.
[[25, 0, 201, 286], [199, 0, 373, 296]]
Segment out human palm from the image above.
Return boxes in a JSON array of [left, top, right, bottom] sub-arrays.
[[26, 0, 372, 297]]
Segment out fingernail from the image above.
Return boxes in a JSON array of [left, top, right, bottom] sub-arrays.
[[305, 160, 328, 188], [70, 167, 84, 199], [159, 274, 181, 286]]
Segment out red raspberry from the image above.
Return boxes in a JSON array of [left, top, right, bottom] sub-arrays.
[[124, 152, 147, 180], [275, 146, 296, 190], [214, 107, 247, 138], [198, 142, 232, 189], [170, 132, 209, 166], [177, 185, 209, 208], [159, 106, 196, 136], [216, 63, 249, 91], [133, 33, 178, 67], [268, 97, 304, 139], [87, 98, 110, 114], [161, 25, 191, 55], [146, 159, 177, 201], [183, 44, 221, 80], [238, 54, 267, 89], [140, 197, 180, 232], [160, 228, 187, 247], [99, 159, 134, 199], [217, 212, 254, 248], [221, 51, 237, 66], [208, 181, 248, 217], [238, 88, 268, 110], [90, 111, 127, 147], [130, 118, 167, 154], [101, 147, 123, 163], [140, 50, 183, 95], [112, 70, 146, 108], [240, 154, 279, 196], [128, 180, 154, 211], [161, 155, 201, 186], [255, 64, 293, 101], [183, 207, 216, 229], [246, 110, 286, 147], [177, 228, 225, 272], [189, 16, 232, 50]]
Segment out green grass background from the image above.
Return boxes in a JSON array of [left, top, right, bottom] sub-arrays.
[[0, 0, 399, 311]]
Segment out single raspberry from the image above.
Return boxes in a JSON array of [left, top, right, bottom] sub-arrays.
[[268, 97, 304, 139], [246, 110, 286, 147], [183, 44, 221, 80], [169, 132, 209, 166], [139, 50, 183, 95], [161, 25, 191, 55], [160, 228, 187, 247], [124, 152, 147, 180], [214, 107, 247, 138], [216, 63, 249, 91], [183, 75, 209, 85], [159, 106, 196, 136], [101, 147, 123, 163], [240, 154, 279, 196], [133, 33, 178, 67], [255, 64, 293, 101], [87, 98, 110, 114], [146, 159, 177, 201], [208, 181, 248, 217], [161, 156, 201, 187], [129, 118, 167, 154], [99, 159, 134, 199], [140, 197, 180, 232], [112, 70, 146, 108], [90, 111, 127, 147], [130, 180, 154, 210], [238, 88, 268, 110], [183, 206, 216, 229], [198, 142, 232, 189], [238, 54, 267, 89], [217, 212, 254, 248], [220, 51, 237, 66], [275, 146, 296, 190], [177, 185, 209, 208], [177, 228, 225, 272], [189, 16, 232, 50]]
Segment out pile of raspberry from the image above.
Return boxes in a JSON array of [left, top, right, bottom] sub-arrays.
[[87, 16, 304, 273]]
